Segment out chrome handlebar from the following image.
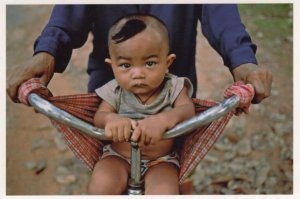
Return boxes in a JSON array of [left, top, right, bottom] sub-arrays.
[[28, 93, 239, 140]]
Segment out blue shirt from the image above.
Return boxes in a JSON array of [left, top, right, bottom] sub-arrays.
[[34, 4, 257, 94]]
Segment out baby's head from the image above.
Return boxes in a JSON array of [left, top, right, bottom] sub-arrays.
[[105, 14, 176, 96], [107, 14, 170, 54]]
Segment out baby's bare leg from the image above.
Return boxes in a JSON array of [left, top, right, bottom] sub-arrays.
[[88, 156, 130, 195], [144, 162, 179, 195]]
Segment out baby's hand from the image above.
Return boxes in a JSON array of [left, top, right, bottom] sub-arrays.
[[131, 116, 168, 147], [105, 114, 132, 143]]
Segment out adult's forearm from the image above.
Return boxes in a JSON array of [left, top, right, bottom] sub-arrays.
[[34, 5, 94, 73], [200, 4, 258, 69]]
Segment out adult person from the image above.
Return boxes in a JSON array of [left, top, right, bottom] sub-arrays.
[[7, 4, 272, 104]]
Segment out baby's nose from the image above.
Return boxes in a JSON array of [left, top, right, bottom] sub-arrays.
[[131, 67, 145, 79]]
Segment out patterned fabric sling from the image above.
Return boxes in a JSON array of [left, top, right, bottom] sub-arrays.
[[18, 78, 254, 184]]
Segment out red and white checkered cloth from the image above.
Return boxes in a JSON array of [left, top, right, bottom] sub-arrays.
[[18, 78, 254, 184]]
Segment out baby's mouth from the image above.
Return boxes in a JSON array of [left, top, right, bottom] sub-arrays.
[[133, 83, 147, 88]]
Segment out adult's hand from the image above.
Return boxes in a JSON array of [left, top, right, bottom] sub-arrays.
[[6, 52, 55, 103], [231, 63, 272, 104]]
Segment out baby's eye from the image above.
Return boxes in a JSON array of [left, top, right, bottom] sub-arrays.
[[145, 61, 157, 68], [119, 63, 131, 69]]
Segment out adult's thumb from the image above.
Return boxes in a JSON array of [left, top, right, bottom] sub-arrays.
[[39, 69, 53, 86], [39, 74, 49, 86]]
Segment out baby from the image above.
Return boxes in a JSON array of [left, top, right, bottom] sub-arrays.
[[90, 14, 195, 195]]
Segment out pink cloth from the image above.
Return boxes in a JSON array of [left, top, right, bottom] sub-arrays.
[[18, 78, 254, 184]]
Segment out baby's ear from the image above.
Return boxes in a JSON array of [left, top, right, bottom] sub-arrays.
[[104, 58, 112, 66], [166, 53, 176, 69]]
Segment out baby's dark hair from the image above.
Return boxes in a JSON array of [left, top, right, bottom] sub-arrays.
[[112, 19, 146, 44], [108, 14, 169, 45]]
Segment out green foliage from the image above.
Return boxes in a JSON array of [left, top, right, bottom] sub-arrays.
[[238, 4, 292, 44], [238, 4, 293, 74]]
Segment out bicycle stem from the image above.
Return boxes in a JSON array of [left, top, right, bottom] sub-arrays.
[[127, 141, 143, 195]]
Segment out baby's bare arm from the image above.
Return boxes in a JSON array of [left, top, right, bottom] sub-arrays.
[[94, 101, 132, 142], [131, 86, 195, 146], [94, 100, 117, 128], [158, 86, 195, 129]]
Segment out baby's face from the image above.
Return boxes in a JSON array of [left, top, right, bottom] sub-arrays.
[[106, 28, 175, 97]]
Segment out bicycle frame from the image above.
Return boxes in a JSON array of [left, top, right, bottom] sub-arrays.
[[28, 93, 240, 195]]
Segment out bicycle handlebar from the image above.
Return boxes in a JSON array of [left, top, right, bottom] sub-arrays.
[[28, 93, 240, 140]]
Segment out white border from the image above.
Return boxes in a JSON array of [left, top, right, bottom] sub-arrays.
[[0, 1, 5, 198], [2, 1, 298, 199]]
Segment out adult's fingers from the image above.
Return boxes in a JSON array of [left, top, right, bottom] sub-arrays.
[[248, 69, 272, 104], [6, 82, 20, 103], [39, 68, 54, 86], [6, 52, 55, 103], [231, 63, 272, 104], [6, 70, 31, 103], [39, 55, 55, 86]]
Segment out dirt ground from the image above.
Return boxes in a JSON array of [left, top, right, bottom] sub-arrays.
[[6, 5, 293, 195]]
